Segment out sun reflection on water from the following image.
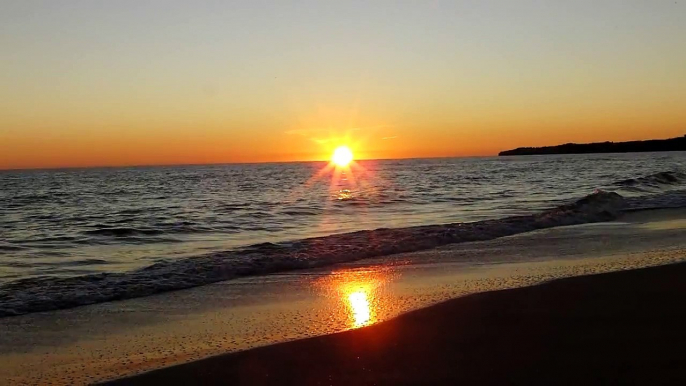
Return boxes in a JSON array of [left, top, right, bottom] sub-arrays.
[[336, 189, 354, 201]]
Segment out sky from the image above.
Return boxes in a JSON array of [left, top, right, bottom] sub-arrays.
[[1, 0, 685, 169]]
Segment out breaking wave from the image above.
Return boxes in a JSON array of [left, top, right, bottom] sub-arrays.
[[2, 164, 686, 318], [0, 190, 632, 317], [614, 171, 686, 192]]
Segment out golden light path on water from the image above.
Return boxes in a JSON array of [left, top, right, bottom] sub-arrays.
[[283, 142, 369, 205], [281, 141, 398, 327], [279, 140, 396, 236]]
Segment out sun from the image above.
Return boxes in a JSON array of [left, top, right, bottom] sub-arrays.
[[332, 145, 354, 167]]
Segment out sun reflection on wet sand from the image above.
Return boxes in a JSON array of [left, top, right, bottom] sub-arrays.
[[315, 266, 402, 329], [338, 279, 378, 328], [348, 290, 371, 327]]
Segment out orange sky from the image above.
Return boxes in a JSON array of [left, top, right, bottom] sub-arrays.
[[2, 1, 685, 169]]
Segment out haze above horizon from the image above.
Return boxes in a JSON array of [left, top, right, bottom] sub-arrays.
[[2, 1, 686, 170]]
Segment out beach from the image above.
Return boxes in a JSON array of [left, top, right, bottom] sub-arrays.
[[2, 208, 686, 385], [108, 261, 686, 386], [4, 1, 686, 384]]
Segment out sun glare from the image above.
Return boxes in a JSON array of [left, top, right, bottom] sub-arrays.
[[332, 146, 354, 167], [348, 290, 371, 327]]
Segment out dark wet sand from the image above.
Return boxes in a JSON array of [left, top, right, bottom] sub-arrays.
[[107, 263, 686, 385]]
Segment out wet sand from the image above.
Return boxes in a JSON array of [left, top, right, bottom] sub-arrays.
[[3, 209, 686, 384], [108, 262, 686, 385]]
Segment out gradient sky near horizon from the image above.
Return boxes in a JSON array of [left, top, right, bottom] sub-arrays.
[[2, 1, 685, 169]]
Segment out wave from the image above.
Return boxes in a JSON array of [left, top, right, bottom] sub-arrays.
[[614, 171, 686, 192], [624, 189, 686, 211], [83, 224, 207, 240], [0, 242, 27, 252], [0, 190, 629, 317], [84, 227, 167, 237], [32, 259, 112, 267]]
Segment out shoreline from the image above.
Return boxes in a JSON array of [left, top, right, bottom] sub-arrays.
[[107, 262, 686, 385], [0, 190, 633, 317], [2, 208, 686, 384]]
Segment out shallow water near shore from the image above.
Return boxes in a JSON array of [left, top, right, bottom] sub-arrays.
[[2, 153, 686, 316], [2, 208, 686, 385]]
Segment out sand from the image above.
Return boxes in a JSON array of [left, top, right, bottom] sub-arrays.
[[2, 208, 686, 384], [107, 262, 686, 385]]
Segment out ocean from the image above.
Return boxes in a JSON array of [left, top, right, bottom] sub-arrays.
[[1, 152, 686, 317]]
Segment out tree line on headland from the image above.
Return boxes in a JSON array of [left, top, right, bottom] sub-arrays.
[[499, 135, 686, 156]]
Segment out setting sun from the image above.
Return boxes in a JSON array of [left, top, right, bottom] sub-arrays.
[[332, 146, 354, 167]]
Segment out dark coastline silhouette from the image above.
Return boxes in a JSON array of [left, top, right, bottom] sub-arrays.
[[499, 135, 686, 156]]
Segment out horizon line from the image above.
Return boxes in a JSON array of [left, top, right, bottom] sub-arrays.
[[0, 154, 498, 172]]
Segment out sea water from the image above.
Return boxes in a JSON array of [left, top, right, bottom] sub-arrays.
[[1, 152, 685, 316]]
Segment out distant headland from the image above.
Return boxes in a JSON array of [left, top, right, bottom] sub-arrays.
[[499, 135, 686, 156]]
